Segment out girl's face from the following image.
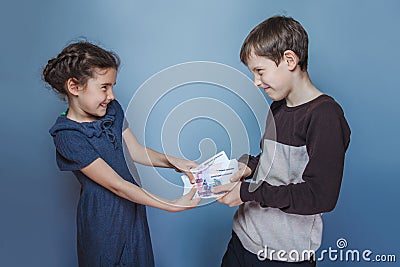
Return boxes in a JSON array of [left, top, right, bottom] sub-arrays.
[[74, 67, 117, 121]]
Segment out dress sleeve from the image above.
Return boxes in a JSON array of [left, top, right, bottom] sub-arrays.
[[53, 131, 100, 171], [240, 102, 351, 215]]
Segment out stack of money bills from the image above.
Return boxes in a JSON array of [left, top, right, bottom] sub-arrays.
[[181, 151, 238, 198]]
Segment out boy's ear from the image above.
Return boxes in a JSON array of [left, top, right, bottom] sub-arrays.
[[66, 78, 81, 96], [283, 50, 299, 71]]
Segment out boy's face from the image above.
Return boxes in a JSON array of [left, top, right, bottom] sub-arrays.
[[246, 52, 292, 102]]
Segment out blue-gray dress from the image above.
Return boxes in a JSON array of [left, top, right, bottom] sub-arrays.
[[49, 100, 154, 267]]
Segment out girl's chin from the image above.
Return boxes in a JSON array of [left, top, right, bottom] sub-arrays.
[[98, 110, 107, 117]]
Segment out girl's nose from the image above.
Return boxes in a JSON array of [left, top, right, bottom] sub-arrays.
[[107, 89, 115, 101]]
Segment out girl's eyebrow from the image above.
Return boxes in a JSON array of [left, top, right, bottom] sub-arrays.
[[101, 82, 117, 86]]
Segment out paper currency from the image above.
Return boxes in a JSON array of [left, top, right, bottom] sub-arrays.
[[181, 151, 238, 198]]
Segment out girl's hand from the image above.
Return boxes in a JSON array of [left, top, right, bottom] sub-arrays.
[[168, 156, 198, 183], [168, 186, 201, 212]]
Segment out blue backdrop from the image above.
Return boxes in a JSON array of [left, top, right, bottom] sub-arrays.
[[1, 0, 399, 266]]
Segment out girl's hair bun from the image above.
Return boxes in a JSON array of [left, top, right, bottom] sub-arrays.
[[42, 41, 120, 98]]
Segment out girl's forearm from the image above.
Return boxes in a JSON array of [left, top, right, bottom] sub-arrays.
[[143, 148, 174, 168], [115, 180, 178, 212], [81, 158, 180, 212], [123, 128, 172, 168]]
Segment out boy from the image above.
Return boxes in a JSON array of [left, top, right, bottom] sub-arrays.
[[212, 16, 351, 266]]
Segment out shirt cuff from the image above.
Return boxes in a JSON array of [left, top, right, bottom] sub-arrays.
[[238, 154, 259, 178], [240, 182, 254, 203]]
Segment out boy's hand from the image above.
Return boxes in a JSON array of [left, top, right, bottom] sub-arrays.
[[212, 182, 243, 207], [230, 161, 252, 182], [168, 157, 198, 183]]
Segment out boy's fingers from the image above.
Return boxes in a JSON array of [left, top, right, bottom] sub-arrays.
[[230, 171, 242, 182], [230, 163, 251, 182], [212, 183, 233, 194], [215, 196, 224, 202]]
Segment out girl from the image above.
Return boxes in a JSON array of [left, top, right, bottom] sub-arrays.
[[43, 41, 200, 266]]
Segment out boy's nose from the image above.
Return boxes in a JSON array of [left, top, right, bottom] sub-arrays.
[[253, 77, 262, 87]]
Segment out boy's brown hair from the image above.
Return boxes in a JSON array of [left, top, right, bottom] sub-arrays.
[[240, 16, 309, 71]]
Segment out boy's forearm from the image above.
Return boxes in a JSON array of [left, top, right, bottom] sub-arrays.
[[240, 175, 342, 215], [238, 153, 261, 178], [240, 146, 346, 215]]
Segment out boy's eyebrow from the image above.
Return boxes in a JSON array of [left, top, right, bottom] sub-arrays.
[[251, 66, 262, 72]]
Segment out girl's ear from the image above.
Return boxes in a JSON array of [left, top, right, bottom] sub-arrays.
[[66, 78, 81, 96], [283, 50, 299, 71]]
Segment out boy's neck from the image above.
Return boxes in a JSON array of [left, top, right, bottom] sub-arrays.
[[285, 71, 322, 107]]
